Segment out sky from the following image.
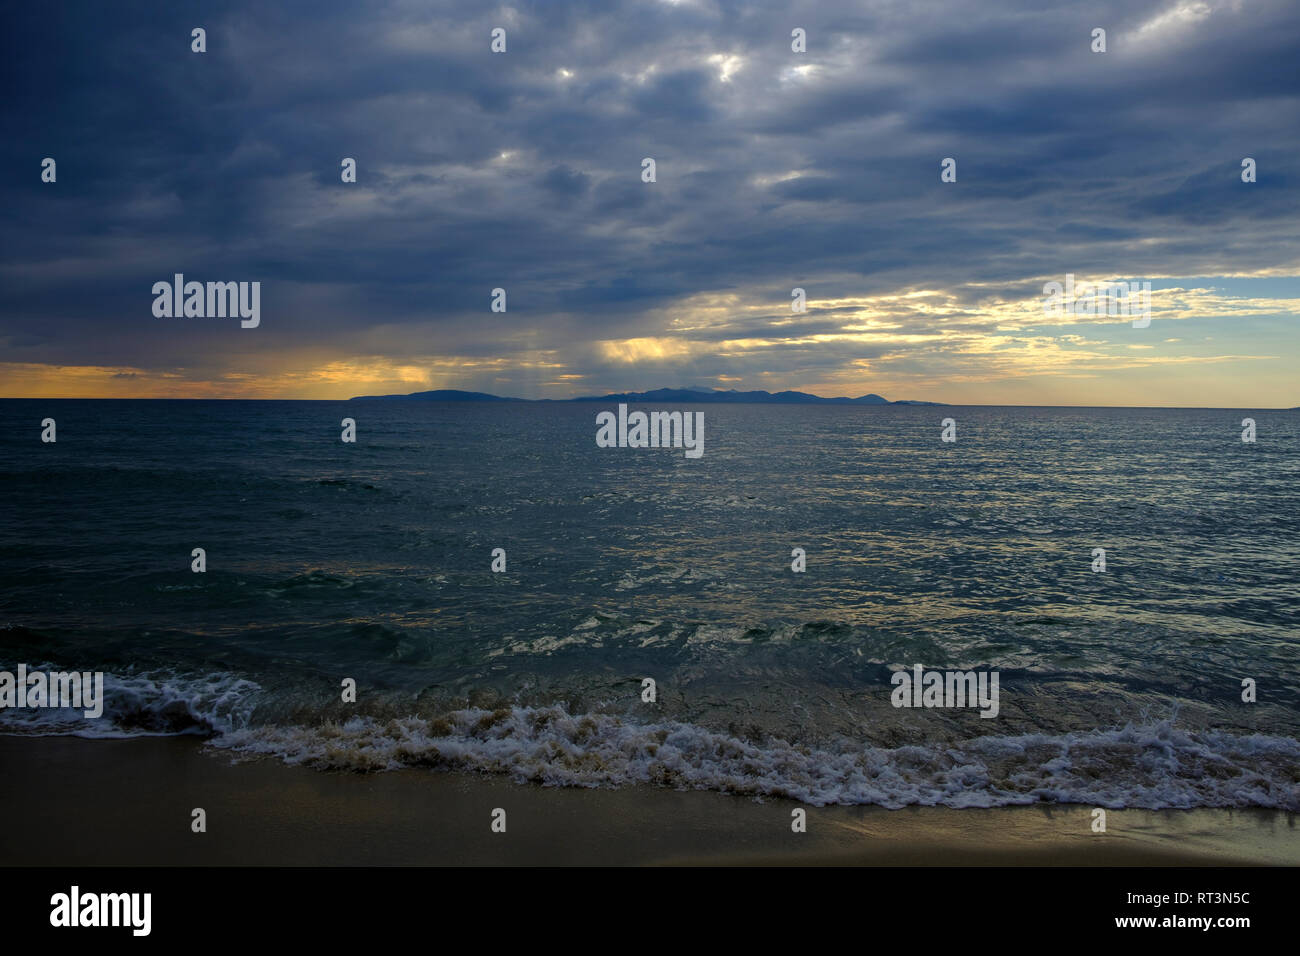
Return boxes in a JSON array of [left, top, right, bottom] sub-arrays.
[[2, 0, 1298, 406]]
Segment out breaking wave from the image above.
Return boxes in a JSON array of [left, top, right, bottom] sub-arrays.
[[3, 666, 1296, 810]]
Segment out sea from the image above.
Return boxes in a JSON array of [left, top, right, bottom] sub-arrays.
[[1, 398, 1297, 809]]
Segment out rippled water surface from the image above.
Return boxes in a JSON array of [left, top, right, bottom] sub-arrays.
[[2, 400, 1297, 808]]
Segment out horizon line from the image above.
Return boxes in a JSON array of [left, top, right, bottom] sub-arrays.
[[3, 396, 1296, 410]]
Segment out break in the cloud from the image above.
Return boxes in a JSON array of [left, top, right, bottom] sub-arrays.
[[1, 0, 1297, 405]]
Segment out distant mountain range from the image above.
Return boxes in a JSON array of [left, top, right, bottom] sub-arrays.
[[350, 387, 943, 406]]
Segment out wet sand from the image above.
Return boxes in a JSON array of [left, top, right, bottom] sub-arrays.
[[2, 735, 1295, 866]]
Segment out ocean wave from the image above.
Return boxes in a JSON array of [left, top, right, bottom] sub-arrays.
[[212, 706, 1300, 811], [0, 665, 261, 738], [3, 666, 1296, 810]]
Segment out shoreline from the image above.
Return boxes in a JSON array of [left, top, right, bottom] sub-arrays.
[[2, 735, 1296, 866]]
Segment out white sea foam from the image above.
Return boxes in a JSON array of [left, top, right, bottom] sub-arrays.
[[211, 706, 1300, 811], [5, 666, 1296, 810], [0, 665, 260, 738]]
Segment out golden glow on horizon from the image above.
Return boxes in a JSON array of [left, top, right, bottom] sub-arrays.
[[3, 277, 1294, 406]]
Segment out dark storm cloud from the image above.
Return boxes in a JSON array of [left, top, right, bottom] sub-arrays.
[[1, 0, 1297, 394]]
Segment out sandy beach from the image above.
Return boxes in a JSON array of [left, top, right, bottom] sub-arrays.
[[3, 735, 1294, 866]]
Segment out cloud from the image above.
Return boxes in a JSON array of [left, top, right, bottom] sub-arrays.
[[1, 0, 1297, 405]]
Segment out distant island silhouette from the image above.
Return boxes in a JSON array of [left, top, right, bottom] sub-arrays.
[[350, 387, 944, 406]]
